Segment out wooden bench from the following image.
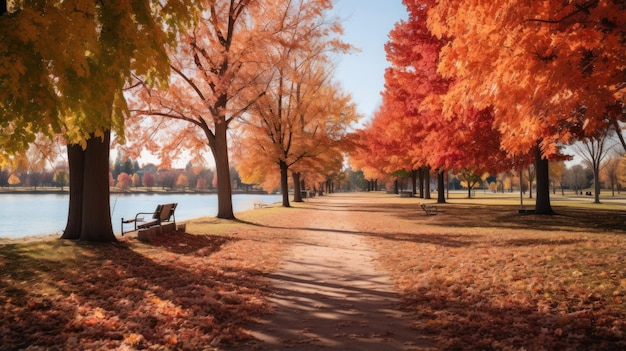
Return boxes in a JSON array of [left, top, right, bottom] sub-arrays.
[[121, 203, 177, 235], [420, 203, 437, 216], [253, 201, 268, 209]]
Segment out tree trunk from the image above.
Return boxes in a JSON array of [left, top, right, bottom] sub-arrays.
[[61, 144, 85, 239], [293, 171, 303, 202], [528, 169, 533, 199], [411, 169, 418, 196], [214, 123, 235, 219], [79, 131, 116, 242], [594, 166, 601, 204], [534, 145, 554, 215], [424, 166, 431, 199], [418, 168, 425, 198], [437, 170, 446, 204], [279, 160, 290, 207]]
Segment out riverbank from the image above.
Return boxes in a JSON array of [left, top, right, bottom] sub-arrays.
[[0, 192, 282, 239], [0, 187, 272, 195], [0, 193, 624, 350]]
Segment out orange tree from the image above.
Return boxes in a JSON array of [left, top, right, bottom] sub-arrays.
[[427, 0, 625, 213], [232, 0, 357, 207], [353, 0, 516, 203], [126, 0, 275, 219]]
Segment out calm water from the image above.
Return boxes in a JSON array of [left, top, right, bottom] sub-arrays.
[[0, 193, 281, 239]]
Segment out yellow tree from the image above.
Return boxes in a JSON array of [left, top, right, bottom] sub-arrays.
[[1, 0, 196, 241], [549, 161, 566, 195], [7, 174, 19, 188]]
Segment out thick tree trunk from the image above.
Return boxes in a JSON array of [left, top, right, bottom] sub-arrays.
[[80, 131, 116, 242], [61, 144, 85, 239], [534, 145, 554, 215], [292, 171, 303, 202], [411, 169, 418, 196], [279, 160, 290, 207], [214, 123, 235, 219], [437, 170, 446, 204]]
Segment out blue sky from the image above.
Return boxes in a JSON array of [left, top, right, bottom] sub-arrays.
[[333, 0, 408, 122]]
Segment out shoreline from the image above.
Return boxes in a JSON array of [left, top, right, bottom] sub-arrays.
[[0, 188, 272, 195]]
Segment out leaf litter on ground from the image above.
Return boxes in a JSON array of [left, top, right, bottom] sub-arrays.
[[0, 196, 624, 350]]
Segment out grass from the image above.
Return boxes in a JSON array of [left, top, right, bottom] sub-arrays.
[[357, 191, 626, 350], [0, 191, 624, 350]]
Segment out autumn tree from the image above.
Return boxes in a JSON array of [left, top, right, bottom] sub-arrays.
[[2, 0, 196, 241], [54, 170, 68, 191], [549, 161, 566, 195], [142, 171, 156, 190], [348, 127, 389, 193], [427, 0, 625, 214], [7, 174, 20, 188], [601, 155, 620, 196], [355, 0, 515, 205], [127, 0, 284, 219], [233, 0, 356, 207], [117, 173, 132, 191], [176, 174, 189, 190], [457, 170, 486, 198], [573, 129, 615, 203], [196, 177, 208, 190], [131, 173, 141, 188]]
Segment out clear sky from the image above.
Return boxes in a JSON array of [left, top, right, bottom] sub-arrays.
[[333, 0, 408, 122]]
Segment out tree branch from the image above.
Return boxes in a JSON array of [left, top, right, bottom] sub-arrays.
[[525, 0, 598, 24]]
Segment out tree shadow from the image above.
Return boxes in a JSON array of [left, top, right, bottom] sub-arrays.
[[386, 203, 626, 234], [236, 217, 476, 248], [401, 288, 625, 350], [144, 230, 232, 255], [0, 234, 271, 350]]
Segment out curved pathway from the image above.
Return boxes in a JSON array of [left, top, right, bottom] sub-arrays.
[[231, 197, 432, 350]]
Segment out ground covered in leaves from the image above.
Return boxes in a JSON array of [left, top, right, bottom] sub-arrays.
[[0, 193, 625, 350], [350, 195, 626, 350], [0, 209, 294, 350]]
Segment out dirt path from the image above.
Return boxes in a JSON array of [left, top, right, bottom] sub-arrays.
[[230, 197, 431, 350]]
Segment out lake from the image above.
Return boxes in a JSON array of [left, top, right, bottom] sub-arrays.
[[0, 193, 282, 239]]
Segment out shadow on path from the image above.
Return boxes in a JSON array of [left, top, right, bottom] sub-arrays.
[[229, 205, 434, 351]]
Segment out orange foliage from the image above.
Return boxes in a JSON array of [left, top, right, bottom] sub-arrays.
[[427, 0, 626, 157], [352, 0, 519, 178], [233, 0, 358, 197]]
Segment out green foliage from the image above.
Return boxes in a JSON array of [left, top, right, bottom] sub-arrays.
[[54, 170, 68, 189], [0, 0, 198, 164]]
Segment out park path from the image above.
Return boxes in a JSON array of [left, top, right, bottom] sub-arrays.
[[230, 196, 432, 350]]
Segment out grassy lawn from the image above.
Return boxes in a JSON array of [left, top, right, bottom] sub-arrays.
[[359, 191, 626, 350], [0, 191, 624, 350]]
